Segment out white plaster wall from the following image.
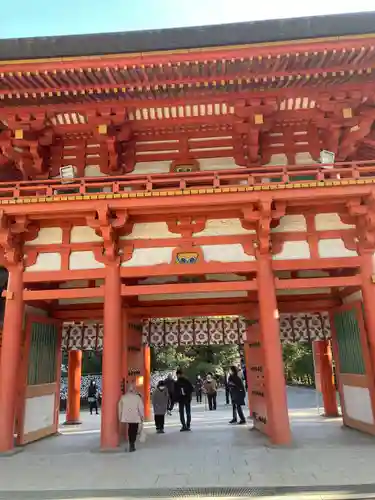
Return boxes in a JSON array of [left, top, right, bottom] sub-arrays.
[[69, 251, 105, 270], [298, 270, 330, 278], [272, 215, 307, 233], [315, 213, 355, 231], [70, 226, 103, 243], [264, 154, 288, 166], [199, 158, 238, 170], [133, 161, 171, 174], [139, 291, 248, 301], [343, 385, 374, 424], [273, 241, 310, 260], [132, 158, 241, 175], [122, 247, 175, 267], [121, 222, 181, 240], [318, 239, 358, 258], [85, 165, 106, 177], [24, 305, 48, 316], [194, 219, 255, 237], [138, 276, 179, 285], [206, 273, 246, 281], [59, 297, 104, 305], [25, 253, 62, 272], [25, 227, 63, 245], [59, 280, 89, 289], [277, 288, 331, 295], [342, 291, 363, 304], [24, 394, 55, 434], [202, 244, 255, 262], [295, 152, 316, 164]]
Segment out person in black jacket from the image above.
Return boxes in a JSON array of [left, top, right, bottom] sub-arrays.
[[175, 368, 194, 431], [88, 380, 99, 415], [228, 365, 246, 424]]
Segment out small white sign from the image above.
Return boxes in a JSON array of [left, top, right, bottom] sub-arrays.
[[60, 165, 77, 183], [320, 150, 335, 167]]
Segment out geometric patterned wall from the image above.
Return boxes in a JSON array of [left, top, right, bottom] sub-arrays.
[[61, 312, 331, 351]]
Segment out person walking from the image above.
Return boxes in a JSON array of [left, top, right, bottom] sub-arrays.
[[164, 373, 175, 415], [118, 383, 144, 452], [224, 369, 231, 405], [152, 380, 169, 433], [195, 375, 203, 403], [203, 373, 217, 410], [228, 365, 246, 425], [88, 380, 99, 415], [175, 368, 194, 432]]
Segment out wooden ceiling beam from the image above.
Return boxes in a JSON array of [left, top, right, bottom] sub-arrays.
[[1, 59, 374, 99], [1, 81, 374, 120]]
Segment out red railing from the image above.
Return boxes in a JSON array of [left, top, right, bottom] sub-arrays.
[[0, 160, 374, 201]]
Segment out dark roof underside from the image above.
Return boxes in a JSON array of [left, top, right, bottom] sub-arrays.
[[1, 11, 375, 61]]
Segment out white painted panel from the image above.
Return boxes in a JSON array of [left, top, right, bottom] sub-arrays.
[[202, 244, 255, 262], [24, 394, 55, 434], [121, 222, 181, 240], [69, 251, 105, 270], [194, 219, 255, 236], [25, 227, 63, 245], [122, 248, 175, 267], [59, 297, 104, 305], [199, 158, 238, 170], [85, 165, 106, 177], [315, 213, 355, 230], [26, 253, 62, 272], [59, 280, 89, 289], [273, 241, 310, 260], [277, 288, 331, 295], [318, 239, 358, 258], [138, 276, 179, 285], [133, 161, 170, 174], [295, 152, 316, 164], [24, 305, 48, 316], [264, 154, 288, 166], [272, 215, 307, 233], [70, 226, 103, 243], [342, 291, 363, 304], [139, 291, 248, 301], [343, 385, 374, 424], [206, 273, 246, 281]]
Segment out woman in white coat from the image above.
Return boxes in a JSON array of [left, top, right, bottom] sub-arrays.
[[118, 384, 144, 452]]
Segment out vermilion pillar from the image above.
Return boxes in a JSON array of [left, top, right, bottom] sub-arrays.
[[313, 340, 338, 417], [101, 264, 122, 449], [243, 342, 252, 416], [122, 311, 128, 388], [143, 345, 151, 420], [65, 350, 82, 425], [359, 251, 375, 368], [257, 254, 291, 445], [0, 264, 24, 453]]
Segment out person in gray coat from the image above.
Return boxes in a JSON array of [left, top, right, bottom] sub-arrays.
[[152, 380, 170, 433]]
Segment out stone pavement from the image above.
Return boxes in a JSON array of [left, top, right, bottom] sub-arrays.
[[0, 387, 375, 499]]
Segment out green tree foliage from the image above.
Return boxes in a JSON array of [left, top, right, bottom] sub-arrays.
[[151, 345, 240, 380], [283, 342, 315, 386]]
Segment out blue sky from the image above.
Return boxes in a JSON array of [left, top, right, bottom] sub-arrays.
[[0, 0, 374, 39]]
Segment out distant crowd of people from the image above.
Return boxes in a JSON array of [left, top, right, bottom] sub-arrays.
[[117, 364, 248, 452]]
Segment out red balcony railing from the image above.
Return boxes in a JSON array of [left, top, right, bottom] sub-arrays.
[[0, 160, 374, 202]]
